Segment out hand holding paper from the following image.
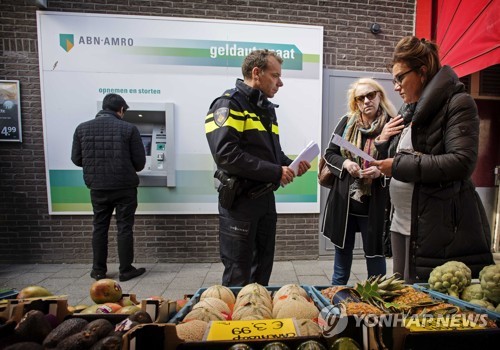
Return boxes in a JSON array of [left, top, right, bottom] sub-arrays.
[[289, 141, 320, 175], [332, 134, 375, 162]]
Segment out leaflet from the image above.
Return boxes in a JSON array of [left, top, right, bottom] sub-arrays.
[[332, 134, 375, 162], [289, 140, 320, 174]]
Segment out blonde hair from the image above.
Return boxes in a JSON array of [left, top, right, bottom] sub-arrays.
[[347, 78, 397, 117]]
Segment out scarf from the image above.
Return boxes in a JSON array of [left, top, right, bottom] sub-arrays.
[[341, 109, 387, 202]]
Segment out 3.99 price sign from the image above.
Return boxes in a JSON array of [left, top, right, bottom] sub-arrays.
[[0, 80, 22, 142], [206, 319, 297, 341]]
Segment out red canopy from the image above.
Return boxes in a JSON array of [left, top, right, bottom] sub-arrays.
[[435, 0, 500, 77]]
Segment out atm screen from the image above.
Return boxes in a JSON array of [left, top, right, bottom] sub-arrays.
[[141, 135, 152, 156]]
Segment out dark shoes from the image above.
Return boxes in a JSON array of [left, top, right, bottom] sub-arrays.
[[119, 267, 146, 282], [90, 270, 106, 281]]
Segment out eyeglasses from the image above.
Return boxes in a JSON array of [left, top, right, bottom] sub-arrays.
[[392, 69, 414, 86], [354, 91, 379, 103]]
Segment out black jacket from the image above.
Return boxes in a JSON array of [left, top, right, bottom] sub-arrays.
[[205, 79, 292, 186], [388, 66, 493, 280], [321, 115, 389, 256], [71, 110, 146, 190]]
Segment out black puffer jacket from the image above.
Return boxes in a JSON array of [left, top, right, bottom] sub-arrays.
[[71, 110, 146, 190], [390, 66, 493, 281]]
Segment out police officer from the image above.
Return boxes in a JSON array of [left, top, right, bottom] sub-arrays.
[[205, 49, 310, 286]]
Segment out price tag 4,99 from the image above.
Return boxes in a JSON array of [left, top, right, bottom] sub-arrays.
[[205, 318, 298, 341]]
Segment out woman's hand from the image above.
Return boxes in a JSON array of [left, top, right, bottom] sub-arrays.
[[360, 165, 382, 179], [377, 115, 405, 143], [343, 159, 361, 178], [370, 158, 393, 177]]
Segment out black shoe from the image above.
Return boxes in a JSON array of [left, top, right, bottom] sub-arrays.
[[119, 267, 146, 282], [90, 270, 106, 280]]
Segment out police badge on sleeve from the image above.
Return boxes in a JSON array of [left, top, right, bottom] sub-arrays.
[[214, 107, 229, 127]]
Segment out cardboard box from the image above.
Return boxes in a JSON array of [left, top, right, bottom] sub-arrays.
[[3, 296, 70, 324], [141, 298, 177, 323]]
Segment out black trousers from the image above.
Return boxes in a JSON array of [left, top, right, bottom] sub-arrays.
[[90, 188, 138, 274], [218, 192, 277, 287]]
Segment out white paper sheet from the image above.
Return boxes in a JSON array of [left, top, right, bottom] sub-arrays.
[[332, 134, 375, 162], [289, 140, 320, 174]]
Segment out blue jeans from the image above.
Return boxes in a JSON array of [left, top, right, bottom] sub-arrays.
[[332, 214, 386, 285]]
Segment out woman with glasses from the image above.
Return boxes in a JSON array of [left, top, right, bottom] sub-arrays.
[[322, 78, 397, 285], [371, 36, 494, 283]]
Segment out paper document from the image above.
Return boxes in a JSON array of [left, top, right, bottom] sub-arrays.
[[289, 140, 320, 174], [332, 134, 375, 162]]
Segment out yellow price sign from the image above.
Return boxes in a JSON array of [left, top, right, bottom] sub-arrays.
[[206, 318, 298, 341]]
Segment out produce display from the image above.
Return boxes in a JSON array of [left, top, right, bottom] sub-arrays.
[[428, 262, 500, 313], [2, 267, 499, 349], [174, 283, 322, 342], [320, 271, 500, 332], [0, 279, 153, 349]]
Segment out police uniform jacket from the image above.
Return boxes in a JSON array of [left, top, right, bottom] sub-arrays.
[[205, 79, 292, 186], [71, 110, 146, 190]]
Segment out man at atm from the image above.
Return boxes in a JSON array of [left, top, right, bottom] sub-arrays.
[[71, 93, 147, 282], [205, 50, 311, 286]]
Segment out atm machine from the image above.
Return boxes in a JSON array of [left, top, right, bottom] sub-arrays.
[[98, 101, 176, 187]]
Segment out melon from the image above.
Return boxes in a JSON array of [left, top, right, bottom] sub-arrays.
[[232, 302, 272, 320], [296, 319, 322, 336], [296, 340, 327, 350], [176, 319, 208, 342], [200, 285, 236, 308], [275, 299, 319, 319], [184, 306, 226, 322], [235, 292, 273, 311], [262, 342, 291, 350], [193, 297, 231, 315], [238, 283, 271, 302], [273, 284, 308, 304], [272, 294, 309, 318]]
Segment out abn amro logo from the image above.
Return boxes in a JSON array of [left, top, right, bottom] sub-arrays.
[[59, 34, 74, 52]]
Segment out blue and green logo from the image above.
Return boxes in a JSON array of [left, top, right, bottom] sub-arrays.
[[59, 34, 74, 52]]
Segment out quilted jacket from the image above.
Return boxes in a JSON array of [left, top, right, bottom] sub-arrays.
[[71, 110, 146, 190]]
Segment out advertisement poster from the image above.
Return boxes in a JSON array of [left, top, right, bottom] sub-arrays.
[[37, 12, 323, 214], [0, 80, 22, 142]]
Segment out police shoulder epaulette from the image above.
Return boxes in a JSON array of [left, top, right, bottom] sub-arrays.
[[210, 88, 242, 109]]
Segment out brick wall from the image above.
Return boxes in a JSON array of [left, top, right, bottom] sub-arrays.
[[0, 0, 415, 264]]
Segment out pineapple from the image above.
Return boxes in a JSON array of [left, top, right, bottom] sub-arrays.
[[354, 274, 407, 312], [343, 301, 384, 316], [392, 286, 434, 305]]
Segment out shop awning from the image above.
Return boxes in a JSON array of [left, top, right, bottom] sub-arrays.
[[435, 0, 500, 77]]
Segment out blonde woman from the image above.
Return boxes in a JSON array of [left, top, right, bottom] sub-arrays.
[[322, 78, 397, 285]]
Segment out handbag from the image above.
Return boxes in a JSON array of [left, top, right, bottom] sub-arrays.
[[318, 156, 334, 188]]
